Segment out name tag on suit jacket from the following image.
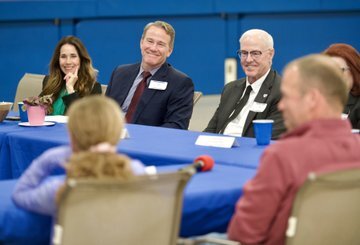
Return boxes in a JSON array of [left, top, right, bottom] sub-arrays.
[[250, 102, 267, 113], [149, 80, 168, 90]]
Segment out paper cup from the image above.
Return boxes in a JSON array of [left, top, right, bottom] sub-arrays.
[[253, 119, 274, 145], [18, 102, 28, 122]]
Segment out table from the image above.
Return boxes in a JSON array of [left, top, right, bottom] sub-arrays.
[[0, 164, 256, 244], [0, 121, 269, 179], [0, 121, 68, 179]]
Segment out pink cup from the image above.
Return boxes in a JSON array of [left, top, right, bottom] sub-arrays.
[[27, 106, 46, 125]]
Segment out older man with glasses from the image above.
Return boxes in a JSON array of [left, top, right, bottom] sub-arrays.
[[204, 29, 285, 139]]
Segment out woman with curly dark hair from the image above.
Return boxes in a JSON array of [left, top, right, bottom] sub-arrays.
[[40, 35, 102, 115]]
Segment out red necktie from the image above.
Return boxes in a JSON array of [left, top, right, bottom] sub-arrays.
[[125, 71, 151, 122]]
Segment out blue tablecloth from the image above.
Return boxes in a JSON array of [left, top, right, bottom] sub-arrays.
[[0, 121, 269, 179], [0, 122, 68, 179], [0, 164, 256, 244]]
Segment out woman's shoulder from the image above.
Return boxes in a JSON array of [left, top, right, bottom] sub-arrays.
[[90, 81, 103, 94], [40, 145, 72, 159]]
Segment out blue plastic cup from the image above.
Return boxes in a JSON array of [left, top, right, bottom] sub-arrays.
[[253, 119, 274, 145], [18, 102, 28, 122]]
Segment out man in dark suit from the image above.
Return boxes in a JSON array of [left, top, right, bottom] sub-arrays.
[[204, 29, 285, 139], [106, 21, 194, 129]]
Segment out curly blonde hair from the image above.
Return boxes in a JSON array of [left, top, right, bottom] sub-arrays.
[[56, 151, 134, 205]]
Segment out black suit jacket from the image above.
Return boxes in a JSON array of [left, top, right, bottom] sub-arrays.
[[106, 62, 194, 129], [204, 69, 285, 139]]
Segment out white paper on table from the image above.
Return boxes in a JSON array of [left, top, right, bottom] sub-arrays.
[[121, 128, 130, 139], [195, 135, 239, 148], [45, 116, 68, 123]]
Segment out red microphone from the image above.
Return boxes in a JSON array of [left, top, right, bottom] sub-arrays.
[[179, 155, 214, 173], [145, 155, 215, 175], [191, 155, 215, 172]]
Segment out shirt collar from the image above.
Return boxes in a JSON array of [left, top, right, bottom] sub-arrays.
[[138, 66, 161, 79], [281, 118, 352, 139], [246, 69, 271, 94]]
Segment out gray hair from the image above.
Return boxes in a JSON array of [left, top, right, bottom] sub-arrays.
[[239, 29, 274, 49]]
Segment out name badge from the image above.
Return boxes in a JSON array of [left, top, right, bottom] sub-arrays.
[[149, 80, 168, 90], [250, 102, 267, 113], [195, 135, 239, 148]]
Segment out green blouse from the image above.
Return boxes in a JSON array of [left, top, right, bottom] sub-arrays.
[[51, 89, 68, 115]]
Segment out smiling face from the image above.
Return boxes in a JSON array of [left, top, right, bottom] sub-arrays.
[[59, 44, 80, 75], [140, 26, 173, 71], [240, 33, 274, 83]]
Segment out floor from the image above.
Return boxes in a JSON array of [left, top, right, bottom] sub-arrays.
[[188, 94, 220, 132]]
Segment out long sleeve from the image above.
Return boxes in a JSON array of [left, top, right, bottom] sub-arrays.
[[62, 82, 102, 108], [227, 149, 288, 244], [130, 159, 146, 175], [161, 76, 194, 129], [204, 81, 240, 133], [12, 146, 71, 216]]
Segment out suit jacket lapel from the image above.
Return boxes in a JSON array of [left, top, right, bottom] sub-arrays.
[[132, 63, 168, 121], [242, 70, 275, 135], [218, 80, 246, 132], [119, 65, 140, 105]]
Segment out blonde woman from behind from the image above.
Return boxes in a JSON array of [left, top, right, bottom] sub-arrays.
[[12, 95, 145, 216]]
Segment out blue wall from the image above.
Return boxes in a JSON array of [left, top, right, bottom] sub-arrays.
[[1, 0, 360, 102]]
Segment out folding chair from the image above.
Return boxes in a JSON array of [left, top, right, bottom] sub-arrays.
[[13, 73, 45, 112], [193, 91, 203, 105], [286, 163, 360, 245], [52, 167, 195, 245], [179, 163, 360, 245]]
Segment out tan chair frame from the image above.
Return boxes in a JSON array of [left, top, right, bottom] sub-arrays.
[[13, 73, 45, 112], [53, 168, 195, 245]]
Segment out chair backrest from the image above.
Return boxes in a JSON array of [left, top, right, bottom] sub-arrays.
[[13, 73, 45, 112], [101, 84, 107, 95], [193, 91, 202, 105], [53, 168, 194, 245], [286, 164, 360, 245]]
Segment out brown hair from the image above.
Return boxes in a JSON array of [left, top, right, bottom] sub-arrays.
[[41, 36, 97, 111], [142, 20, 175, 50], [67, 96, 124, 151], [323, 43, 360, 96]]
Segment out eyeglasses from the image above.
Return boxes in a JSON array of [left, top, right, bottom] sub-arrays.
[[237, 49, 270, 60], [340, 67, 350, 73]]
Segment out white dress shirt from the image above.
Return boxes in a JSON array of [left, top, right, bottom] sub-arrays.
[[224, 69, 270, 137]]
